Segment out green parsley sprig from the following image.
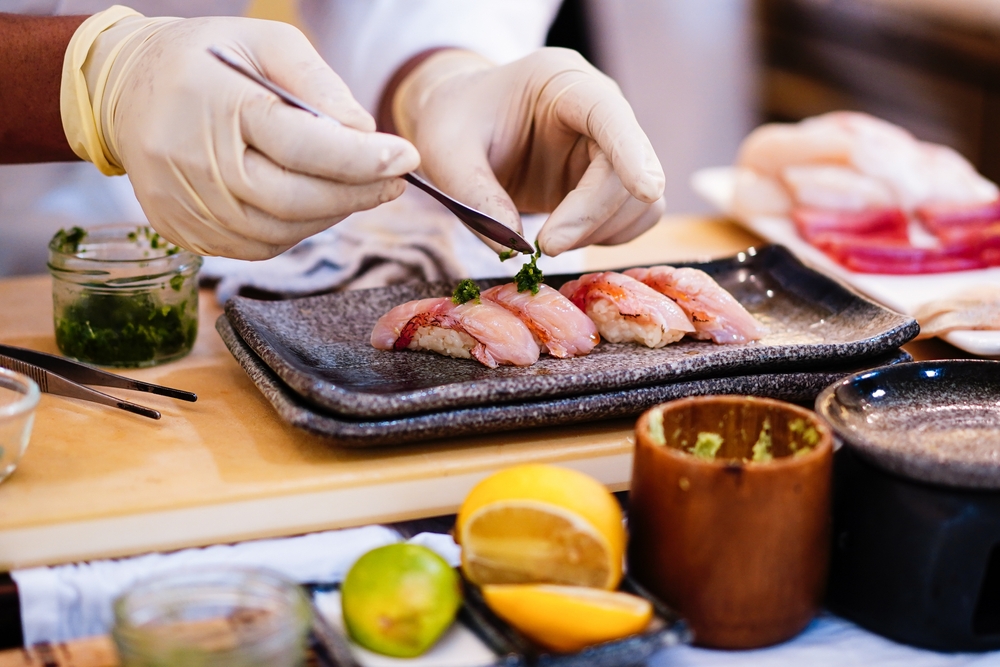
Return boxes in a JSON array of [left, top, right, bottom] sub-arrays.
[[452, 278, 481, 305], [514, 241, 544, 295]]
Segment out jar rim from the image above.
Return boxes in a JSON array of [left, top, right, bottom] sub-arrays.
[[48, 223, 199, 266], [0, 368, 41, 420], [113, 565, 311, 629]]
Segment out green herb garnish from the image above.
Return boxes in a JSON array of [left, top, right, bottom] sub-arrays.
[[750, 419, 773, 463], [55, 292, 197, 367], [498, 250, 514, 262], [514, 241, 544, 294], [51, 227, 88, 254], [788, 418, 819, 456], [452, 278, 481, 305], [690, 432, 724, 460], [647, 407, 666, 446]]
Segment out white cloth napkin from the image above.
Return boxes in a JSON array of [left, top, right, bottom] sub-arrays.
[[201, 188, 586, 303], [652, 613, 1000, 667], [13, 523, 1000, 666], [12, 526, 460, 646]]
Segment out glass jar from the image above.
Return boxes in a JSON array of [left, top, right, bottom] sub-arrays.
[[112, 567, 312, 667], [0, 368, 39, 484], [47, 224, 202, 368]]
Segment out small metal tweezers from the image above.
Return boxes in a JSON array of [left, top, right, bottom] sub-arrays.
[[0, 344, 197, 420]]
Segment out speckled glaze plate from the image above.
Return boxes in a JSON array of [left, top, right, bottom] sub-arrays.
[[309, 575, 689, 667], [223, 246, 918, 419], [218, 316, 911, 447], [816, 360, 1000, 489]]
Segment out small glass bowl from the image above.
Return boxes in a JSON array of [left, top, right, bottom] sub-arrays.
[[47, 224, 202, 368], [0, 368, 40, 484], [112, 567, 312, 667]]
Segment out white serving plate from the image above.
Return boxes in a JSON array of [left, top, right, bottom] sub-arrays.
[[691, 167, 1000, 357]]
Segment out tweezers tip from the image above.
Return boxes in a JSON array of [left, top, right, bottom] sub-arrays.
[[119, 402, 161, 420]]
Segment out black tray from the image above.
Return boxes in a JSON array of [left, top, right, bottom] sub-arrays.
[[218, 316, 912, 447], [223, 245, 918, 419], [307, 574, 690, 667]]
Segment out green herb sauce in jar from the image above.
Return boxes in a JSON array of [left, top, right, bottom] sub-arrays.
[[48, 225, 202, 368]]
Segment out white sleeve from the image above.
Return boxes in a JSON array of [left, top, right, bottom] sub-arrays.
[[301, 0, 563, 114]]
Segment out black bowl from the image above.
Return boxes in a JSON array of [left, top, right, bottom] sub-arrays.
[[816, 360, 1000, 651]]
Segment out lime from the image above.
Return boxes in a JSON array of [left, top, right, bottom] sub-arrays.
[[341, 544, 462, 658]]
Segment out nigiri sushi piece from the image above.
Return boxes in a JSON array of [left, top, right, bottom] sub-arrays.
[[624, 266, 764, 344], [558, 272, 694, 348], [481, 283, 600, 358], [371, 297, 540, 368]]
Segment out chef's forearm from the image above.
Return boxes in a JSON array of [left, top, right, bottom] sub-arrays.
[[0, 13, 86, 164], [376, 47, 459, 134]]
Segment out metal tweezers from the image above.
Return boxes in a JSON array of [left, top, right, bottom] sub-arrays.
[[0, 344, 197, 420]]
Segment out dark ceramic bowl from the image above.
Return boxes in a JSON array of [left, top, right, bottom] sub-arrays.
[[816, 360, 1000, 490], [816, 360, 1000, 651]]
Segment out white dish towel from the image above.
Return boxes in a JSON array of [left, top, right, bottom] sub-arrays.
[[12, 526, 460, 645]]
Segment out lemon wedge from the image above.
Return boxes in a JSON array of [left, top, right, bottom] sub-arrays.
[[481, 584, 653, 653], [456, 464, 625, 589]]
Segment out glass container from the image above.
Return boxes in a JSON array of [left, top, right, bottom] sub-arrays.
[[112, 567, 312, 667], [47, 224, 201, 368], [0, 368, 39, 484]]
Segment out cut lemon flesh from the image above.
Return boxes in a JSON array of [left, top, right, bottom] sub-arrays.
[[456, 465, 625, 590], [460, 501, 615, 588], [481, 584, 653, 653]]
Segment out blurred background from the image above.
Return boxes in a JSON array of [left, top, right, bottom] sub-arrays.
[[3, 0, 998, 274], [251, 0, 1000, 212]]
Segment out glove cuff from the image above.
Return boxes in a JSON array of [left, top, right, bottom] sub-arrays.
[[61, 6, 177, 176], [391, 49, 494, 143], [60, 5, 141, 175]]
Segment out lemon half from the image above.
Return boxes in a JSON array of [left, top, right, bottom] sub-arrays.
[[456, 464, 625, 590], [482, 584, 653, 653]]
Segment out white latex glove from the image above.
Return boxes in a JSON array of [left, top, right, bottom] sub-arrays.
[[392, 48, 665, 256], [62, 7, 419, 260]]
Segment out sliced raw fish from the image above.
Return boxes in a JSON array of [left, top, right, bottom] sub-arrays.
[[559, 272, 694, 348], [624, 266, 764, 344], [482, 283, 599, 358], [736, 111, 999, 214], [371, 296, 539, 367]]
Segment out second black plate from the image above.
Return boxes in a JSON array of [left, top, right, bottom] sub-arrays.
[[224, 245, 918, 419]]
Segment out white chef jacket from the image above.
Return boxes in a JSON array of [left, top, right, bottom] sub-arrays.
[[0, 0, 560, 275]]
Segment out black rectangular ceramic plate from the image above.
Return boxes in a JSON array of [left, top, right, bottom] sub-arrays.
[[306, 575, 690, 667], [217, 316, 911, 447], [223, 245, 918, 420]]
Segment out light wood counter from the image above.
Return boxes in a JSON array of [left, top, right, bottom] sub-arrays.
[[0, 216, 768, 569]]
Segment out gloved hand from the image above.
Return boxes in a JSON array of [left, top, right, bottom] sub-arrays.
[[61, 7, 419, 259], [392, 48, 665, 256]]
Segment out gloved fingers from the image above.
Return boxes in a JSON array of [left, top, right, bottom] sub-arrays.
[[239, 203, 346, 248], [232, 147, 407, 224], [143, 197, 302, 261], [418, 137, 525, 256], [547, 67, 665, 204], [536, 148, 631, 256], [240, 98, 420, 183], [577, 194, 665, 248], [240, 22, 376, 132]]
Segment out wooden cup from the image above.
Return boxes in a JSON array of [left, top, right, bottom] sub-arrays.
[[628, 396, 833, 649]]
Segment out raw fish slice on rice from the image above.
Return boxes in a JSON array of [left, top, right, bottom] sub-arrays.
[[371, 296, 540, 367], [624, 266, 764, 344], [558, 272, 694, 348], [482, 283, 599, 358]]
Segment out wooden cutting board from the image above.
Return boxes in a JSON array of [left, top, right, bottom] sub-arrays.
[[0, 217, 764, 569]]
